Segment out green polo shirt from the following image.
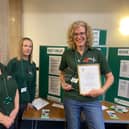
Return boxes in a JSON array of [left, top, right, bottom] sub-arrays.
[[7, 58, 36, 104], [0, 63, 17, 115], [59, 48, 111, 101]]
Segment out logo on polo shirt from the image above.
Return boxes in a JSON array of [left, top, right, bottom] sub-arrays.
[[83, 57, 96, 63]]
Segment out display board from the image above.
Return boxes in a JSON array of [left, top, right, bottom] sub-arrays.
[[105, 48, 129, 107], [39, 46, 66, 102], [92, 29, 107, 46]]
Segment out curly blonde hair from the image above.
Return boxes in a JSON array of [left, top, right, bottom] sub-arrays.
[[67, 21, 93, 50]]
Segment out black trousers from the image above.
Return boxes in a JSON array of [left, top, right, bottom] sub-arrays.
[[0, 123, 16, 129], [15, 104, 27, 129]]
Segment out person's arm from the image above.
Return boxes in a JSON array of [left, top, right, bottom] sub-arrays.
[[85, 72, 114, 97], [9, 89, 19, 122], [30, 63, 36, 101], [27, 63, 37, 110], [7, 58, 16, 77], [60, 71, 73, 91], [0, 112, 13, 128], [102, 72, 114, 93], [0, 112, 7, 124]]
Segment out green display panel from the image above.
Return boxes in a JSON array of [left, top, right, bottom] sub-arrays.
[[39, 46, 66, 102], [39, 46, 48, 98], [105, 47, 129, 107], [99, 30, 107, 45], [92, 29, 107, 46]]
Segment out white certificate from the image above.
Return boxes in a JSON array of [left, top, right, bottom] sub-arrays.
[[78, 64, 101, 95]]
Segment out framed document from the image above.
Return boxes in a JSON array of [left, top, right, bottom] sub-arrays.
[[78, 64, 101, 95]]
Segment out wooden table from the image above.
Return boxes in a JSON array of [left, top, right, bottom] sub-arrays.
[[22, 100, 65, 129], [22, 100, 129, 129], [102, 101, 129, 124]]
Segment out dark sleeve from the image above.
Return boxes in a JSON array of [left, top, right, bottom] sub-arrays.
[[59, 50, 68, 71], [99, 52, 111, 75], [12, 78, 18, 92], [7, 58, 17, 77], [29, 62, 36, 102], [0, 63, 6, 73]]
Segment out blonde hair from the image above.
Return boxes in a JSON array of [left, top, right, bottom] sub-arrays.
[[17, 37, 33, 63], [67, 20, 93, 50]]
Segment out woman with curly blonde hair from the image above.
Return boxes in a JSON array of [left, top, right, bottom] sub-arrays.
[[59, 21, 114, 129]]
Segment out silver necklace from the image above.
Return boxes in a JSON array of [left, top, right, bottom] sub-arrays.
[[75, 52, 83, 63]]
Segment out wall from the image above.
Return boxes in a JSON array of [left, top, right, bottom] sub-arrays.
[[0, 0, 22, 63], [9, 0, 22, 59], [23, 0, 129, 66], [0, 0, 9, 64]]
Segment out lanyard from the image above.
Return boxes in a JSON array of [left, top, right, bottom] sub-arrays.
[[3, 78, 9, 97], [21, 60, 33, 77], [21, 60, 26, 77], [2, 76, 12, 105], [20, 60, 33, 87], [74, 52, 84, 65]]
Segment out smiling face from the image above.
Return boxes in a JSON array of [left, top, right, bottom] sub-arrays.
[[68, 21, 93, 50], [73, 26, 87, 49], [22, 39, 33, 60]]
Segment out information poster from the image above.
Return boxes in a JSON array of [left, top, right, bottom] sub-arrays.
[[39, 46, 66, 102]]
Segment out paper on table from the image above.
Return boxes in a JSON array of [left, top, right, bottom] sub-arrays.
[[52, 103, 64, 109], [102, 105, 108, 110], [32, 98, 49, 110]]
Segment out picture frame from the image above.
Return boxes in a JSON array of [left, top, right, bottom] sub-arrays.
[[78, 64, 101, 95]]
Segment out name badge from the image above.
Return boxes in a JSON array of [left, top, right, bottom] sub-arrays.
[[28, 71, 33, 75], [71, 77, 78, 83], [21, 87, 27, 93]]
